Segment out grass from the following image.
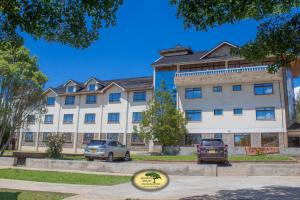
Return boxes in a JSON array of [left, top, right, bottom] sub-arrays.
[[62, 155, 85, 160], [0, 188, 73, 200], [229, 155, 293, 161], [0, 169, 131, 186]]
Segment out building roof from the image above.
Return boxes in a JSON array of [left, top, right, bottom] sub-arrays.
[[288, 122, 300, 131]]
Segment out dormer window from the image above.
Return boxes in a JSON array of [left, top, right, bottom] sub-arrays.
[[67, 86, 75, 93], [88, 84, 96, 91]]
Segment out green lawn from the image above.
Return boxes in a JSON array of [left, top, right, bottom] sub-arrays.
[[0, 188, 73, 200], [229, 155, 293, 161], [0, 169, 131, 186]]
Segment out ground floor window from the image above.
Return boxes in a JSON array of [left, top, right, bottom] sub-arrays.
[[288, 137, 300, 147], [63, 133, 73, 143], [131, 133, 144, 145], [107, 133, 119, 141], [261, 133, 279, 147], [234, 133, 251, 147], [83, 133, 94, 144], [24, 132, 33, 142], [214, 133, 222, 139], [185, 134, 202, 145], [42, 132, 52, 142]]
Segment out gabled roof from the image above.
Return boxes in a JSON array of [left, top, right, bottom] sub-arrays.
[[83, 77, 102, 86], [63, 79, 82, 87], [100, 82, 126, 93], [43, 88, 58, 95], [199, 41, 237, 59]]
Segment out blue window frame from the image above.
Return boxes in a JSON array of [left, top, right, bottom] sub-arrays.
[[185, 88, 202, 99], [83, 133, 94, 144], [233, 108, 243, 115], [254, 83, 273, 95], [107, 133, 119, 141], [108, 113, 120, 123], [46, 97, 55, 106], [65, 96, 75, 105], [232, 85, 242, 91], [84, 113, 95, 124], [133, 91, 146, 102], [213, 86, 222, 93], [63, 114, 73, 124], [256, 107, 275, 120], [67, 86, 75, 93], [88, 84, 96, 91], [109, 93, 121, 103], [132, 112, 143, 123], [44, 115, 53, 124], [214, 109, 223, 116], [185, 110, 201, 121], [24, 132, 33, 142], [214, 133, 222, 139], [86, 95, 97, 104]]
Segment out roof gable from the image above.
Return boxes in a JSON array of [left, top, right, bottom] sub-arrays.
[[100, 82, 126, 93], [200, 42, 237, 59]]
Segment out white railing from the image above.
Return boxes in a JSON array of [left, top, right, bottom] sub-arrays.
[[175, 65, 268, 77]]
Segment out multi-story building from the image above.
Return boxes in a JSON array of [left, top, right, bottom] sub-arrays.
[[18, 41, 300, 154]]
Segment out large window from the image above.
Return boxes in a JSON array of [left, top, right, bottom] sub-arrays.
[[108, 113, 120, 123], [42, 132, 52, 142], [88, 84, 96, 91], [24, 132, 33, 142], [109, 93, 121, 103], [67, 86, 75, 93], [232, 85, 242, 91], [261, 133, 279, 147], [27, 115, 35, 124], [234, 133, 251, 147], [63, 114, 73, 124], [107, 133, 119, 141], [131, 133, 144, 145], [233, 108, 243, 115], [214, 133, 222, 139], [185, 134, 202, 145], [133, 91, 146, 102], [63, 133, 72, 143], [84, 113, 95, 124], [213, 86, 222, 93], [83, 133, 94, 144], [185, 110, 202, 121], [214, 109, 223, 116], [256, 107, 275, 120], [288, 137, 300, 147], [44, 115, 53, 124], [254, 83, 273, 95], [46, 97, 55, 106], [132, 112, 143, 123], [65, 96, 75, 105], [86, 95, 97, 104], [185, 88, 202, 99]]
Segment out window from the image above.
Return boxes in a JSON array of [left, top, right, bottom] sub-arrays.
[[185, 110, 202, 121], [65, 96, 75, 105], [63, 133, 72, 143], [213, 86, 222, 93], [27, 115, 35, 124], [214, 133, 222, 139], [234, 134, 251, 147], [261, 133, 279, 147], [233, 108, 243, 115], [185, 88, 202, 99], [256, 107, 275, 120], [46, 97, 55, 106], [131, 133, 144, 144], [83, 133, 94, 144], [288, 137, 300, 147], [86, 95, 97, 104], [44, 115, 53, 124], [42, 132, 51, 142], [108, 113, 120, 123], [214, 109, 223, 116], [185, 134, 202, 145], [132, 112, 143, 123], [67, 86, 75, 93], [232, 85, 242, 91], [109, 93, 121, 103], [24, 132, 33, 142], [63, 114, 73, 124], [107, 133, 119, 141], [133, 91, 146, 102], [88, 84, 96, 91], [84, 113, 95, 124], [254, 83, 273, 95]]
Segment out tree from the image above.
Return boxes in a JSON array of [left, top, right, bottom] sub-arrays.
[[46, 134, 65, 159], [145, 172, 161, 184], [170, 0, 300, 72], [134, 81, 187, 155], [0, 0, 123, 48], [0, 41, 47, 155]]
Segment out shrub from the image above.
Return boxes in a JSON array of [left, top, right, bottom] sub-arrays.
[[46, 135, 64, 159]]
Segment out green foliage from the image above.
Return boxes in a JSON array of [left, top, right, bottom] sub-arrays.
[[171, 0, 300, 71], [46, 135, 64, 159], [134, 81, 187, 154], [0, 0, 123, 48]]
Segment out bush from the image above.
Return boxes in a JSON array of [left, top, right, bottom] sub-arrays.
[[46, 135, 64, 159]]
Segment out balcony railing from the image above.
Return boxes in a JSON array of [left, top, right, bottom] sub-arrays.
[[175, 66, 269, 77]]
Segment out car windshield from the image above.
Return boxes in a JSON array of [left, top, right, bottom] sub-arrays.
[[88, 140, 106, 146], [201, 140, 223, 146]]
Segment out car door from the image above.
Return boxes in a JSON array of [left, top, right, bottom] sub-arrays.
[[109, 141, 120, 158], [116, 142, 126, 157]]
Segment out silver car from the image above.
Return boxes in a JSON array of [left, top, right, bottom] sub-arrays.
[[84, 140, 130, 162]]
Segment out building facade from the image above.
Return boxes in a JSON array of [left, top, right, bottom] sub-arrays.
[[18, 42, 300, 154]]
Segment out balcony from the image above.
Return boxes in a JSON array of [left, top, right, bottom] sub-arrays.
[[174, 66, 282, 86]]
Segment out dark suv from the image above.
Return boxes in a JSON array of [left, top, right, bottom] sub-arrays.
[[196, 139, 228, 164]]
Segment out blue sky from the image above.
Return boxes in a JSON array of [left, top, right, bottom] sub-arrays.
[[22, 0, 300, 88]]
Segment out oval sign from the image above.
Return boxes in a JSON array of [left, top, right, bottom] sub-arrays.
[[132, 169, 169, 191]]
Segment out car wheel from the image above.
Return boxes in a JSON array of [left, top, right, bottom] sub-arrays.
[[106, 152, 114, 162], [124, 152, 130, 161], [86, 157, 94, 161]]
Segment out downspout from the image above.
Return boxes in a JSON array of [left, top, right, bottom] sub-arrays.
[[74, 94, 81, 153], [56, 95, 62, 134], [124, 91, 129, 145], [99, 93, 104, 140], [36, 113, 41, 152]]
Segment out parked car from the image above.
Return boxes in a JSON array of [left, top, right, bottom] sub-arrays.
[[196, 139, 228, 164], [84, 140, 130, 162]]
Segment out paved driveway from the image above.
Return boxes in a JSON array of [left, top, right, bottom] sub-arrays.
[[1, 176, 300, 200]]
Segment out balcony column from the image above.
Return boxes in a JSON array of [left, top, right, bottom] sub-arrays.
[[176, 64, 180, 72], [225, 60, 228, 68]]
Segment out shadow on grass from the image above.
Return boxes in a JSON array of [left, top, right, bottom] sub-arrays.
[[0, 191, 20, 200], [180, 186, 300, 200]]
